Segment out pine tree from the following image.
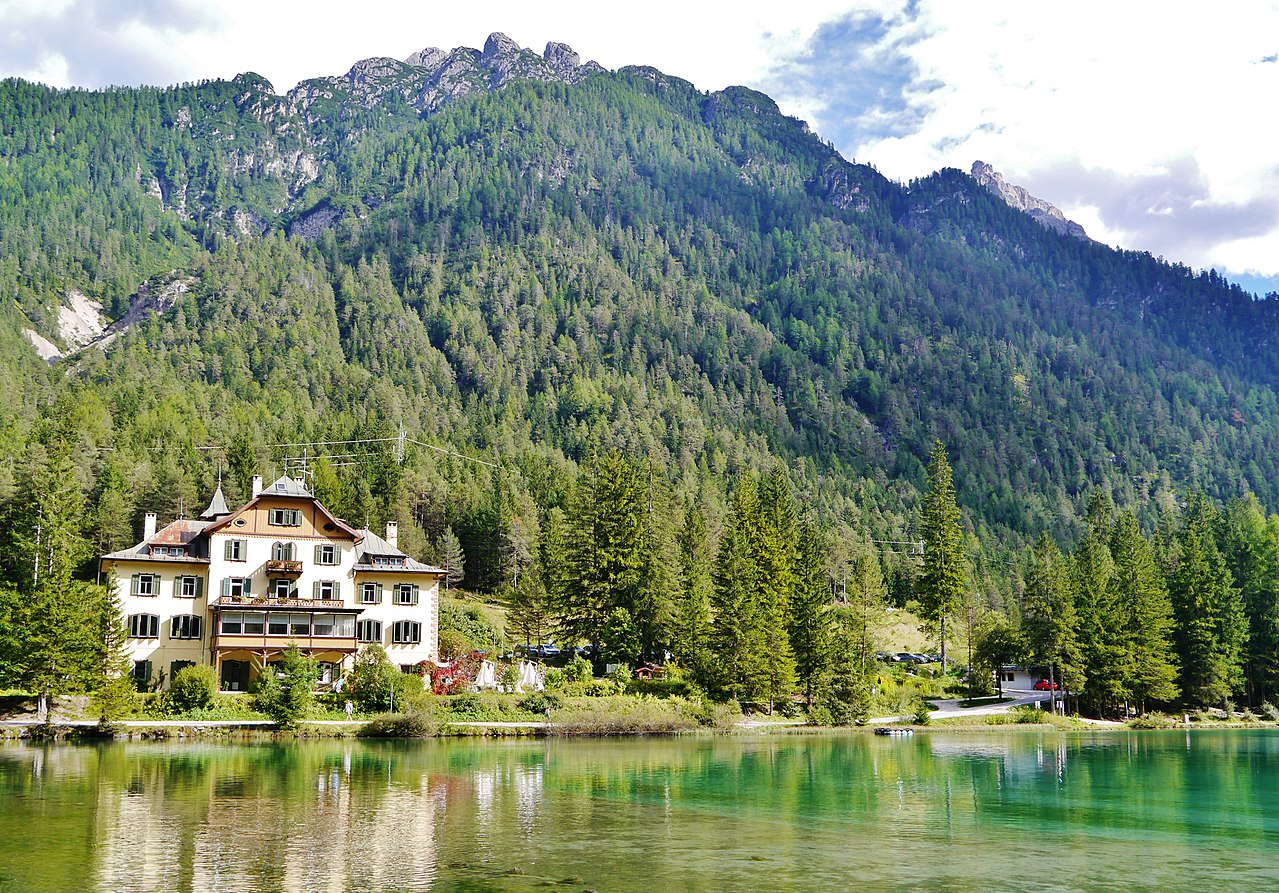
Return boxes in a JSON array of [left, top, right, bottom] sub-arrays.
[[1170, 495, 1247, 707], [1218, 495, 1279, 705], [918, 441, 967, 670], [440, 526, 465, 590], [755, 466, 797, 712], [673, 505, 713, 682], [1022, 534, 1084, 706], [789, 518, 834, 704], [1109, 511, 1178, 710], [0, 443, 106, 721], [709, 478, 766, 703], [1072, 493, 1126, 715]]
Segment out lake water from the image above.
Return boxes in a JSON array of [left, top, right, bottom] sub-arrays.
[[2, 730, 1277, 892]]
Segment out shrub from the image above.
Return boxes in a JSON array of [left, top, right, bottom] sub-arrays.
[[253, 647, 320, 729], [586, 678, 620, 697], [437, 629, 472, 660], [165, 665, 217, 714], [517, 692, 561, 715], [564, 655, 593, 683], [1127, 713, 1176, 730], [347, 642, 396, 706], [543, 668, 565, 690], [1262, 702, 1279, 721], [447, 692, 483, 718], [807, 704, 835, 727], [911, 696, 932, 725], [550, 697, 701, 735], [358, 712, 436, 738], [1010, 705, 1048, 724]]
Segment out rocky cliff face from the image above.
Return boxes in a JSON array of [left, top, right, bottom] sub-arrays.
[[284, 32, 605, 122], [971, 161, 1089, 241]]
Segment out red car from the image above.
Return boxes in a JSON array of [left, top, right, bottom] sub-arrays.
[[1033, 679, 1059, 691]]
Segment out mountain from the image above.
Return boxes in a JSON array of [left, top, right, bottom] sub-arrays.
[[3, 32, 1279, 596], [970, 160, 1088, 240]]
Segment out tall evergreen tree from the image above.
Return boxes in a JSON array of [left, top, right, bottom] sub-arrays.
[[789, 518, 834, 704], [1218, 495, 1279, 705], [1072, 493, 1126, 715], [1109, 511, 1179, 710], [1022, 534, 1084, 705], [1170, 494, 1247, 707], [917, 441, 967, 670], [673, 505, 713, 681]]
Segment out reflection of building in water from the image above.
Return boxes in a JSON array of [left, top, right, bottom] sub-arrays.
[[90, 747, 439, 893], [472, 763, 544, 835]]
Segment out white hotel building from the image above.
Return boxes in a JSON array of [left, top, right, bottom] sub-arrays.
[[100, 475, 443, 690]]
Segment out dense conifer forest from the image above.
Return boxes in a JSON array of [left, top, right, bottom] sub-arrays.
[[4, 46, 1279, 716]]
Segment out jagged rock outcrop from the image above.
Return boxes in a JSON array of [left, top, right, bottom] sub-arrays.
[[971, 161, 1089, 240]]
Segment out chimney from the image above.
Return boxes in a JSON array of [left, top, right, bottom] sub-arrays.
[[385, 521, 399, 549], [252, 475, 263, 497], [143, 512, 157, 541]]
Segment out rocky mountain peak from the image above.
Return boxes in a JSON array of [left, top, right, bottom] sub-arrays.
[[482, 32, 522, 60], [405, 47, 447, 69], [971, 161, 1089, 241], [544, 41, 580, 73]]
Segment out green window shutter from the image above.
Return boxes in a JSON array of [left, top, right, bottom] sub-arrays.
[[314, 544, 322, 564], [375, 583, 383, 604], [224, 540, 232, 560], [411, 585, 420, 605], [312, 580, 320, 598], [130, 574, 140, 596], [221, 577, 230, 597], [194, 577, 204, 599]]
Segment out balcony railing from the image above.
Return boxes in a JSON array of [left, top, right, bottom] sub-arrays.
[[215, 594, 358, 611], [265, 559, 303, 577]]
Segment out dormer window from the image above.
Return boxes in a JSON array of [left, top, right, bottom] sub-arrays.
[[371, 555, 405, 568], [275, 481, 286, 492]]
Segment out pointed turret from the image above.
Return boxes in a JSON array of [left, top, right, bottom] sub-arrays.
[[200, 484, 230, 520]]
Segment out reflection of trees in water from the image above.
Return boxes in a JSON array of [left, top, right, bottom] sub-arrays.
[[1, 734, 1277, 891]]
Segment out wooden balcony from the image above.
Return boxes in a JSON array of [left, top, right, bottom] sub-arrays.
[[265, 559, 303, 577]]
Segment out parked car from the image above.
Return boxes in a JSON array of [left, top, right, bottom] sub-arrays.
[[1033, 678, 1059, 691], [894, 652, 927, 664], [573, 645, 599, 661]]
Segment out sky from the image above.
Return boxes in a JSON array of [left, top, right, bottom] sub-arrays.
[[3, 0, 1277, 291]]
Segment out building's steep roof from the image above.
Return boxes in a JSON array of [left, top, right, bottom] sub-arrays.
[[102, 519, 211, 563], [354, 528, 445, 575], [262, 475, 312, 497], [200, 484, 230, 519]]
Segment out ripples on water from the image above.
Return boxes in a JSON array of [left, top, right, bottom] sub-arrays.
[[1, 731, 1277, 892]]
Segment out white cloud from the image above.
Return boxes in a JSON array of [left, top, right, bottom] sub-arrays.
[[0, 0, 862, 93], [771, 1, 1279, 278]]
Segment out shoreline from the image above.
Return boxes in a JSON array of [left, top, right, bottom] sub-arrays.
[[1, 715, 1266, 742]]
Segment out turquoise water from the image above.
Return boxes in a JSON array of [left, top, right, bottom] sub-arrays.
[[1, 730, 1277, 892]]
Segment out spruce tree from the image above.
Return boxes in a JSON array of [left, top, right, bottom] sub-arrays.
[[674, 505, 713, 681], [789, 518, 833, 705], [1109, 511, 1178, 710], [440, 526, 465, 590], [918, 441, 966, 670], [1022, 534, 1084, 705], [1072, 493, 1126, 715], [1170, 495, 1247, 707]]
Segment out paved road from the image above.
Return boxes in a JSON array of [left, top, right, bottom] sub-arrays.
[[868, 688, 1055, 725]]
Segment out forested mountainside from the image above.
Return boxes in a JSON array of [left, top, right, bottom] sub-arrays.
[[3, 33, 1279, 600]]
